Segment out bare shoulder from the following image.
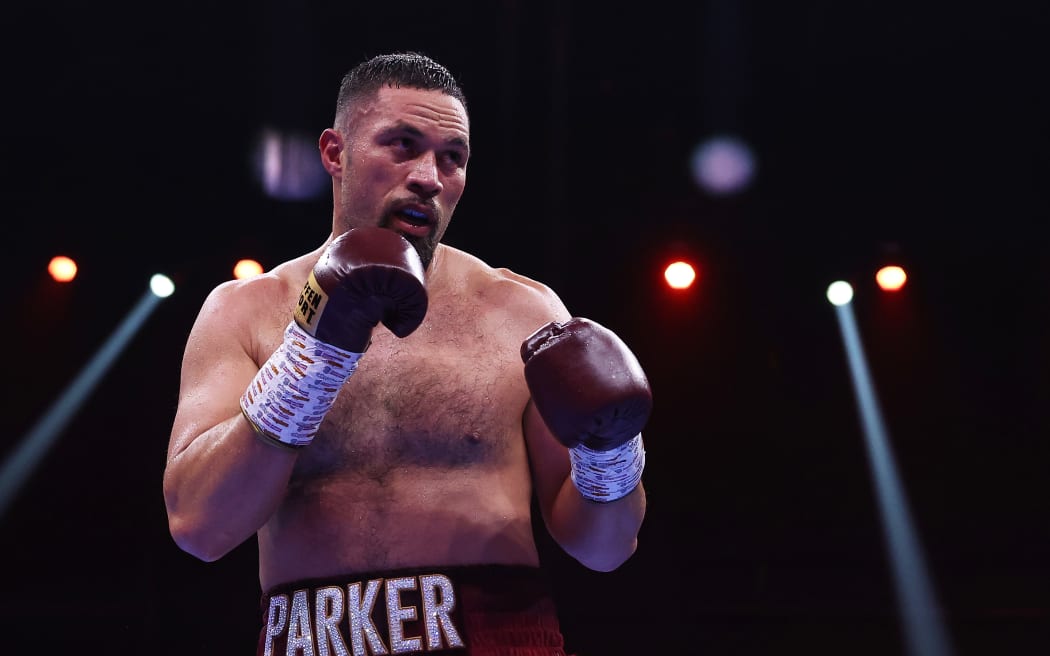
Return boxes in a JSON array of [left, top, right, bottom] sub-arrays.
[[436, 245, 571, 332], [195, 262, 296, 326], [187, 250, 319, 359]]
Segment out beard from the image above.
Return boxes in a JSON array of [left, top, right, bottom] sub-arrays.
[[378, 214, 438, 270], [405, 233, 436, 270]]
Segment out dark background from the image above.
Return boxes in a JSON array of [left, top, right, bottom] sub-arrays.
[[2, 1, 1048, 654]]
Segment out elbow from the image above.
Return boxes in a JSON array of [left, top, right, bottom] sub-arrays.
[[167, 512, 234, 563], [163, 479, 235, 563], [574, 538, 638, 573]]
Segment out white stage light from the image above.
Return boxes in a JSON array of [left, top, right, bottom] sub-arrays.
[[690, 134, 756, 196]]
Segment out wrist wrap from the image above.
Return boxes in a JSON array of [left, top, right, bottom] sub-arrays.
[[568, 433, 646, 503], [240, 321, 362, 449]]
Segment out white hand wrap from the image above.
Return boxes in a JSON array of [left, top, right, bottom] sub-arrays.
[[568, 433, 646, 503], [240, 321, 362, 449]]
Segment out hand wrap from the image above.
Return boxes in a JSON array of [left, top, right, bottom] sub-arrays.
[[568, 433, 646, 503], [240, 322, 362, 449]]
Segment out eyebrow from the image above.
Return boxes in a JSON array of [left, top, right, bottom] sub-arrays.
[[383, 121, 470, 155]]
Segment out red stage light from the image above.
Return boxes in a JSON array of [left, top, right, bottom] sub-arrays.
[[664, 260, 697, 290]]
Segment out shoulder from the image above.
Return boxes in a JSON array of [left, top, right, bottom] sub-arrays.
[[436, 244, 571, 325], [191, 250, 320, 339], [197, 260, 300, 317]]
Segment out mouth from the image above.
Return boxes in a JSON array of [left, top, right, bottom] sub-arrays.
[[388, 205, 435, 239]]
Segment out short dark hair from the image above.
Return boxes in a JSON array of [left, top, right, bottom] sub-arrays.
[[334, 52, 467, 128]]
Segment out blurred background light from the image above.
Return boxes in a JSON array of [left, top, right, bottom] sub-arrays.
[[664, 260, 697, 290], [48, 255, 78, 283], [827, 280, 854, 306], [253, 128, 329, 201], [150, 274, 175, 298], [877, 265, 908, 292], [690, 134, 757, 196], [234, 259, 265, 280]]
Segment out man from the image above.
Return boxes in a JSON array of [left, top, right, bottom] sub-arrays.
[[164, 51, 652, 656]]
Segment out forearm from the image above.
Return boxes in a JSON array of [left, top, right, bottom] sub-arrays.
[[163, 414, 297, 562], [548, 480, 646, 572], [521, 316, 653, 571]]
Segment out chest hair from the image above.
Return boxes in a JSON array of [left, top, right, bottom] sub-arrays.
[[287, 296, 528, 486]]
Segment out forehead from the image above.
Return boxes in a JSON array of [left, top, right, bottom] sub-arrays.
[[352, 85, 469, 142]]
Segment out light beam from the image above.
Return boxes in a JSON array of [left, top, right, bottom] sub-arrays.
[[832, 294, 955, 656], [0, 279, 172, 519]]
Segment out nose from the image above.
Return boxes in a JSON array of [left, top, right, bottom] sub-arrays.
[[406, 151, 443, 199]]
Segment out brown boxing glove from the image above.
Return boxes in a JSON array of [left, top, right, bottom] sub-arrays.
[[296, 226, 428, 353], [521, 317, 652, 501]]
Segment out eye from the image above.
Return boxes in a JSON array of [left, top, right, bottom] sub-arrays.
[[441, 150, 467, 167]]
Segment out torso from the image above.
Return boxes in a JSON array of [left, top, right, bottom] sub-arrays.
[[248, 244, 559, 589]]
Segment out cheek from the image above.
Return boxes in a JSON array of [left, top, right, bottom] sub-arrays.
[[348, 150, 395, 181], [344, 157, 393, 197], [341, 178, 381, 219], [442, 173, 467, 204]]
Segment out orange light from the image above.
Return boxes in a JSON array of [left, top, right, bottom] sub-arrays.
[[876, 265, 907, 291], [664, 260, 696, 290], [234, 259, 264, 280], [48, 255, 78, 282]]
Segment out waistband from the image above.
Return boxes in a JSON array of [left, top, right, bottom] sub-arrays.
[[258, 564, 567, 656]]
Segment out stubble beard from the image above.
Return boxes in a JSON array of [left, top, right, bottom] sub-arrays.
[[377, 214, 437, 270], [336, 193, 438, 270]]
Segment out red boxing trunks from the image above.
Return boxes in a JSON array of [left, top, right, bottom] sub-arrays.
[[257, 564, 569, 656]]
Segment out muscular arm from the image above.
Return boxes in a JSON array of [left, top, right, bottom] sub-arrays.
[[525, 400, 646, 572], [505, 273, 647, 572], [163, 280, 297, 562], [164, 228, 426, 562]]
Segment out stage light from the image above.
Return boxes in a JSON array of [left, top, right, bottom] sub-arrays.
[[234, 259, 264, 280], [0, 278, 173, 518], [48, 255, 78, 283], [826, 280, 854, 306], [877, 265, 907, 292], [253, 128, 329, 201], [664, 260, 697, 290], [833, 296, 955, 656], [689, 134, 756, 196], [150, 274, 175, 298]]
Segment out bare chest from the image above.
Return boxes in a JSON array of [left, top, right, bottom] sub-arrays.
[[283, 309, 529, 484]]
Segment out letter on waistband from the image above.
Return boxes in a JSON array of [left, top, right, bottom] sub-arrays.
[[348, 579, 387, 655], [264, 594, 290, 656], [288, 590, 315, 655], [420, 574, 463, 650], [386, 576, 421, 653], [315, 586, 349, 656]]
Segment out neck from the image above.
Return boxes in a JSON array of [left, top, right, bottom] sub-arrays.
[[424, 244, 447, 288]]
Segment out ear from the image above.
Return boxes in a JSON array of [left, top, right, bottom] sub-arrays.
[[318, 128, 344, 176]]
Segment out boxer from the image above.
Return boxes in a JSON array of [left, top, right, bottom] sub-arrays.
[[164, 52, 653, 656]]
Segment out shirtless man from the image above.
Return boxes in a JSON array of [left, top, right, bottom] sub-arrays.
[[163, 51, 652, 656]]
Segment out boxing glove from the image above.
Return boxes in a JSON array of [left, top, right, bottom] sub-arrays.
[[241, 227, 427, 449], [521, 318, 652, 501], [295, 226, 428, 353]]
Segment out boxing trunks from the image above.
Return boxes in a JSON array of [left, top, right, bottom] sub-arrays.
[[257, 564, 569, 656]]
